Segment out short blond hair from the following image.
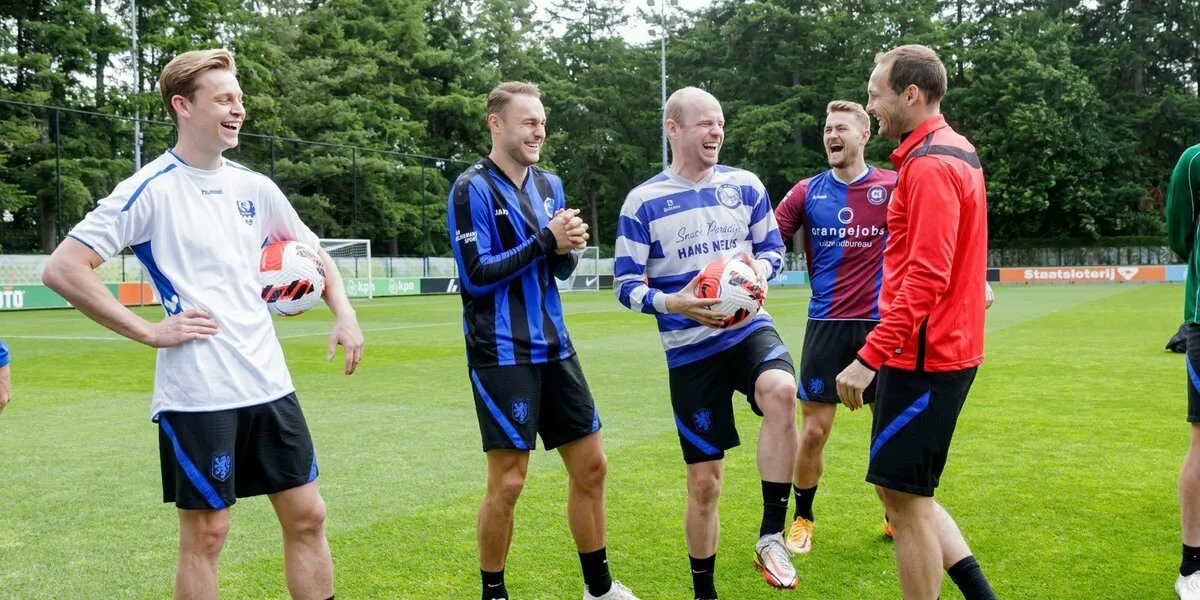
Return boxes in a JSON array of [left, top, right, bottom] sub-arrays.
[[486, 82, 541, 118], [159, 49, 237, 124], [826, 100, 870, 131]]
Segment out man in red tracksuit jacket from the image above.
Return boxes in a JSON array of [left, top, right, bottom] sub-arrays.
[[836, 45, 997, 600]]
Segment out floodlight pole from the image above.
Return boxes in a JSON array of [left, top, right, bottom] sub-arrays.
[[131, 0, 141, 170], [658, 0, 668, 170]]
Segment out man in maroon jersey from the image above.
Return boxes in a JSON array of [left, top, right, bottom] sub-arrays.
[[774, 100, 897, 555]]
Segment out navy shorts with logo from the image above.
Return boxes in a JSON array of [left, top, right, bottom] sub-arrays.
[[798, 318, 879, 404], [470, 354, 600, 452], [668, 326, 795, 464], [866, 366, 978, 497], [157, 392, 318, 510]]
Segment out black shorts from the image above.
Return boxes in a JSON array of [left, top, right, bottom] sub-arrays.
[[798, 319, 878, 404], [158, 393, 317, 510], [669, 326, 795, 464], [866, 366, 977, 497], [1187, 323, 1200, 423], [470, 354, 600, 452]]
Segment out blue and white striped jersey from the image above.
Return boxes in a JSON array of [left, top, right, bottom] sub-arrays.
[[614, 166, 785, 368]]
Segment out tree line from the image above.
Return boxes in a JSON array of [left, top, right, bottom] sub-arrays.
[[1, 0, 1198, 256]]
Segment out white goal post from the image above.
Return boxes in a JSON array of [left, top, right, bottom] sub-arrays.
[[319, 238, 373, 299], [558, 246, 601, 292]]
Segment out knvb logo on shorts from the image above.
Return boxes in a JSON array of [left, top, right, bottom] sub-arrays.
[[212, 452, 232, 482], [693, 408, 713, 433], [807, 378, 825, 397], [716, 184, 742, 209], [512, 399, 531, 425]]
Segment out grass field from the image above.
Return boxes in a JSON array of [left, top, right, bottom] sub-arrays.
[[0, 283, 1191, 599]]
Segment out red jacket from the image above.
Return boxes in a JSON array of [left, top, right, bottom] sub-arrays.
[[858, 115, 987, 372]]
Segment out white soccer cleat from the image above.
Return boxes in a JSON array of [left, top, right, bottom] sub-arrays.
[[1179, 572, 1200, 599], [753, 532, 798, 589], [584, 580, 640, 600]]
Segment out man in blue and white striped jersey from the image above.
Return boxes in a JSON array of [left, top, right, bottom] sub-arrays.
[[614, 87, 800, 597]]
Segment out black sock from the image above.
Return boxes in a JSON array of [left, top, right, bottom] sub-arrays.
[[580, 547, 613, 597], [760, 480, 791, 537], [482, 569, 507, 600], [793, 484, 817, 521], [689, 553, 717, 599], [947, 556, 997, 600], [1183, 544, 1200, 576]]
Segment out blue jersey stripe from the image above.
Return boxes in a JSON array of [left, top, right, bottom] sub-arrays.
[[617, 216, 651, 245], [614, 256, 644, 277], [122, 163, 177, 211], [130, 241, 182, 315], [657, 313, 703, 333], [647, 270, 699, 293], [159, 416, 228, 510], [523, 264, 547, 363], [665, 317, 769, 367], [307, 455, 318, 483]]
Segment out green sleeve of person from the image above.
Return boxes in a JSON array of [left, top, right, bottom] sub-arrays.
[[1167, 144, 1200, 261]]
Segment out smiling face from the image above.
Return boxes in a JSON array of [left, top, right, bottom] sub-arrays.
[[866, 62, 908, 141], [174, 68, 245, 153], [824, 110, 870, 169], [489, 93, 546, 167], [667, 92, 725, 172]]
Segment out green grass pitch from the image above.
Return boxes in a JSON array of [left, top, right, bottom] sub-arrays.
[[0, 283, 1189, 598]]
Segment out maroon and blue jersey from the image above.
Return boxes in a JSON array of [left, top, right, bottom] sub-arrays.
[[775, 167, 897, 320]]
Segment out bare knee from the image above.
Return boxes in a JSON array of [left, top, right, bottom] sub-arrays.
[[570, 452, 608, 493], [282, 496, 328, 539], [180, 511, 230, 558], [756, 375, 797, 423], [688, 467, 723, 508], [488, 464, 528, 508], [875, 486, 930, 523], [800, 414, 832, 451]]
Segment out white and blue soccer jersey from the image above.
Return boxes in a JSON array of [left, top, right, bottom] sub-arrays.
[[68, 150, 321, 420], [614, 166, 785, 368]]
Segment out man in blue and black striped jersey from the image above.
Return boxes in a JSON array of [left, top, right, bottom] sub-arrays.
[[447, 82, 639, 600], [614, 87, 800, 597]]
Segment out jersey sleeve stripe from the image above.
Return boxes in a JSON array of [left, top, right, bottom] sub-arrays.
[[121, 163, 177, 212]]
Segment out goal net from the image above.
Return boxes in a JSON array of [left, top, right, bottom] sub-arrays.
[[319, 238, 373, 299], [558, 246, 601, 293]]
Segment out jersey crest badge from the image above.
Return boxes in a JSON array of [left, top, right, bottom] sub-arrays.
[[867, 185, 888, 206], [693, 408, 713, 433], [717, 184, 742, 209], [237, 199, 256, 225]]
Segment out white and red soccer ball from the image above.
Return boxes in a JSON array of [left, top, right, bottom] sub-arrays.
[[259, 240, 325, 316], [695, 257, 766, 328]]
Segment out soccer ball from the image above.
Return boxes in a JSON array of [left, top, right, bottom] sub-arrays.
[[259, 240, 326, 317], [695, 257, 765, 329]]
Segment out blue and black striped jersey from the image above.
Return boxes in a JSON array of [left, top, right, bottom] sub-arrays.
[[447, 157, 578, 368]]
